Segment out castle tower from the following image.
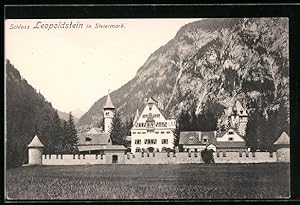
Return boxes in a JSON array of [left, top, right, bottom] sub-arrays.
[[28, 135, 44, 165], [228, 99, 248, 136], [103, 91, 115, 133]]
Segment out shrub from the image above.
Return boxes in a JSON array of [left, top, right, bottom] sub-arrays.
[[201, 148, 215, 163]]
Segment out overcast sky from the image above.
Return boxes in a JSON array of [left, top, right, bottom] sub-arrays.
[[5, 18, 201, 113]]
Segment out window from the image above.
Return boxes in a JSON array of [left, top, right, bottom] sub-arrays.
[[240, 111, 243, 114], [108, 139, 111, 143], [137, 132, 141, 134], [142, 114, 148, 118], [161, 131, 165, 134], [166, 131, 170, 134], [203, 138, 208, 143], [135, 139, 141, 144], [105, 112, 110, 116], [136, 147, 141, 152], [162, 139, 168, 144], [132, 132, 136, 134], [153, 114, 160, 118], [228, 137, 234, 141], [142, 132, 146, 134], [228, 131, 234, 135], [85, 137, 92, 142], [155, 131, 159, 134], [144, 139, 157, 144]]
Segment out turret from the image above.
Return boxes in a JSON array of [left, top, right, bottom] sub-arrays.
[[27, 135, 44, 165], [103, 91, 115, 133]]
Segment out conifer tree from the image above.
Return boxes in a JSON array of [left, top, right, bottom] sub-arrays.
[[38, 111, 54, 154], [110, 111, 127, 145], [174, 110, 191, 147], [51, 110, 63, 153]]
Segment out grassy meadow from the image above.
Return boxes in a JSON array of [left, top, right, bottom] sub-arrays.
[[6, 163, 290, 200]]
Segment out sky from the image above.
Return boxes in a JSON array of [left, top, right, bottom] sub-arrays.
[[5, 18, 201, 113]]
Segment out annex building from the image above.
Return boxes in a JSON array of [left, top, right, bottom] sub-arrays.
[[130, 97, 176, 153], [76, 92, 126, 160], [179, 99, 249, 152]]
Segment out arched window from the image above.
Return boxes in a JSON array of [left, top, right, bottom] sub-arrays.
[[136, 147, 141, 152]]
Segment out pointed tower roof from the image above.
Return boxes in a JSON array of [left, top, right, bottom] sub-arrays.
[[133, 108, 140, 124], [229, 99, 248, 116], [28, 135, 44, 148], [273, 132, 290, 145], [103, 92, 115, 109]]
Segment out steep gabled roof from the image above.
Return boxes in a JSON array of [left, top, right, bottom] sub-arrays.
[[179, 131, 216, 145], [78, 132, 111, 145], [273, 132, 290, 145], [226, 99, 248, 117], [28, 135, 44, 148], [147, 97, 157, 104], [216, 141, 247, 148], [86, 127, 103, 134], [103, 93, 115, 109]]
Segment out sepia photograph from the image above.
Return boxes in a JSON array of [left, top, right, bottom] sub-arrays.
[[5, 14, 290, 200]]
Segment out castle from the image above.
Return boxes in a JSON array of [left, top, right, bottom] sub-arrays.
[[130, 97, 176, 153], [26, 96, 290, 165], [225, 100, 248, 136]]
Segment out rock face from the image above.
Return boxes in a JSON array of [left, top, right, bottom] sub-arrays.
[[77, 18, 289, 129]]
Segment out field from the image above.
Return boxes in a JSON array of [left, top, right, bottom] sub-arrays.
[[6, 163, 290, 200]]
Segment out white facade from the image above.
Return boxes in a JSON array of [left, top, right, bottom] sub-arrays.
[[130, 97, 176, 153], [227, 100, 248, 136], [217, 128, 245, 143]]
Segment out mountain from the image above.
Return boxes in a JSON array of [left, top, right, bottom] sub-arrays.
[[71, 109, 85, 119], [57, 110, 79, 123], [6, 60, 62, 168], [77, 18, 289, 131]]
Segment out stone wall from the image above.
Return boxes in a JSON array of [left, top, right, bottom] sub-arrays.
[[213, 151, 277, 163], [124, 152, 203, 164], [42, 154, 106, 165], [39, 151, 281, 165]]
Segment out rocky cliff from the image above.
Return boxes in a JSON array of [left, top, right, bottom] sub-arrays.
[[77, 18, 289, 129]]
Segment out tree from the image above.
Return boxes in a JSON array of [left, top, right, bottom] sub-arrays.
[[174, 109, 191, 147], [51, 111, 63, 153], [201, 148, 215, 163], [245, 111, 260, 151], [64, 112, 79, 153], [38, 111, 54, 154], [110, 111, 127, 145], [124, 117, 133, 147]]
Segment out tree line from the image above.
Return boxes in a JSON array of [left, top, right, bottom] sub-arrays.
[[6, 60, 78, 168]]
